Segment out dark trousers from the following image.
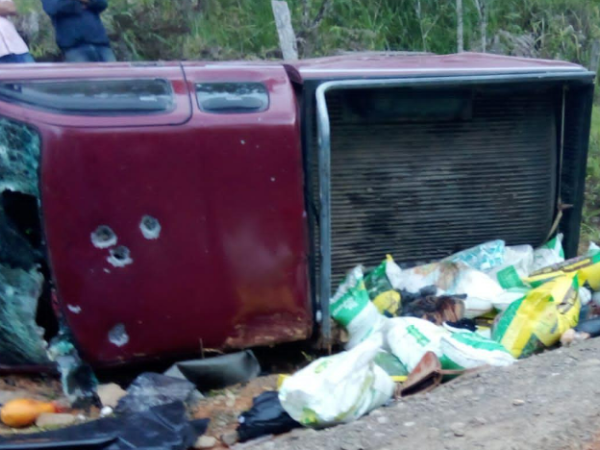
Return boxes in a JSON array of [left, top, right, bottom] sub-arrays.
[[0, 52, 35, 63], [63, 44, 116, 63]]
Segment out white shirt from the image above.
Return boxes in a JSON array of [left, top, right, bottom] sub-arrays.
[[0, 1, 28, 57]]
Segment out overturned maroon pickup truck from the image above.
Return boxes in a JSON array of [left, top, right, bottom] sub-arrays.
[[0, 52, 594, 367]]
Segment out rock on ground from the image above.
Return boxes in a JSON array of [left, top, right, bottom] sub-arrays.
[[246, 339, 600, 450], [97, 383, 126, 408], [35, 413, 77, 428], [195, 435, 218, 449]]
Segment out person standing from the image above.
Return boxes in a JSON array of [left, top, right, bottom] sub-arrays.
[[0, 0, 34, 63], [42, 0, 115, 62]]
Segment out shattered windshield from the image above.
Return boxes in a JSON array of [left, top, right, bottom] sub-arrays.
[[0, 119, 48, 365]]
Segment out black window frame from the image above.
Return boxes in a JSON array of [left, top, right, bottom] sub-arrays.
[[0, 78, 176, 116], [195, 82, 270, 114]]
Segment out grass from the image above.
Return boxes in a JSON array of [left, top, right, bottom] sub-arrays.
[[11, 0, 600, 64], [582, 105, 600, 248]]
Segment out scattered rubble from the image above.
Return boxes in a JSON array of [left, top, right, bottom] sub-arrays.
[[35, 412, 76, 428], [115, 373, 198, 414], [0, 401, 207, 449], [450, 422, 465, 437], [0, 233, 599, 449], [1, 398, 58, 428], [97, 383, 126, 408], [237, 391, 300, 442], [195, 435, 218, 449], [165, 351, 261, 391]]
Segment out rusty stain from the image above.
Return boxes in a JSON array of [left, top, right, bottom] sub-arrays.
[[223, 313, 311, 349]]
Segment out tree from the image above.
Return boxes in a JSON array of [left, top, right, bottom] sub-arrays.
[[457, 0, 464, 52], [472, 0, 488, 52], [415, 0, 440, 52], [297, 0, 333, 57]]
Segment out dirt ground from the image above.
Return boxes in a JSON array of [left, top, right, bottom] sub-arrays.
[[242, 338, 600, 450], [192, 374, 279, 446], [4, 338, 600, 449]]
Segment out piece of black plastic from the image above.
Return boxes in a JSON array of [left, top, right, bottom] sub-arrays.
[[237, 391, 300, 442], [164, 350, 261, 391], [115, 373, 196, 414], [445, 318, 478, 332], [0, 402, 209, 450], [0, 436, 116, 450], [576, 317, 600, 337]]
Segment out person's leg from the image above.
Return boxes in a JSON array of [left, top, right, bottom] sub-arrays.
[[94, 45, 116, 62], [63, 45, 97, 63], [0, 54, 19, 63], [13, 53, 35, 63]]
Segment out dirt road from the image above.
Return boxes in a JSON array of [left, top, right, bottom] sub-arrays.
[[248, 339, 600, 450]]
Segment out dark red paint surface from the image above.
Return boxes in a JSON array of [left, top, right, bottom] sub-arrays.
[[289, 52, 584, 79], [0, 53, 587, 366], [0, 63, 310, 365]]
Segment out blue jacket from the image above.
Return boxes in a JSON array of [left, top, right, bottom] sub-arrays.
[[42, 0, 110, 50]]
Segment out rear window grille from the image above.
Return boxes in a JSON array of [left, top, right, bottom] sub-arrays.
[[309, 88, 558, 285]]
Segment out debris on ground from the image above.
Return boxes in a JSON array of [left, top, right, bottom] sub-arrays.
[[195, 435, 218, 449], [373, 350, 408, 378], [279, 338, 394, 427], [192, 374, 279, 444], [2, 233, 600, 448], [492, 274, 580, 358], [443, 239, 505, 270], [164, 351, 261, 391], [97, 383, 126, 409], [115, 373, 199, 414], [34, 412, 77, 428], [395, 261, 502, 319], [48, 327, 98, 405], [0, 401, 208, 450], [1, 398, 59, 428], [247, 337, 600, 450], [364, 255, 402, 316], [401, 294, 465, 325], [329, 266, 386, 349], [237, 391, 300, 442]]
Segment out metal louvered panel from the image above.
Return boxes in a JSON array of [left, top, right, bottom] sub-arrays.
[[316, 88, 557, 283]]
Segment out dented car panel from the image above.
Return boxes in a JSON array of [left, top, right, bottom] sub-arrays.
[[0, 63, 311, 366]]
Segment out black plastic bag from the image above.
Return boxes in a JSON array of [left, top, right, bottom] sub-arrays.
[[164, 351, 261, 391], [116, 373, 197, 414], [237, 391, 300, 442], [0, 401, 208, 450]]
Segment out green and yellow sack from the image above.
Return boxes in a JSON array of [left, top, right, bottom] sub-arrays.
[[523, 249, 600, 289], [492, 274, 580, 359], [330, 266, 387, 349], [364, 255, 402, 316]]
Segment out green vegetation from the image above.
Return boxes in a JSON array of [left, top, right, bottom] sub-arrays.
[[13, 0, 600, 64], [10, 0, 600, 247], [583, 106, 600, 248]]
